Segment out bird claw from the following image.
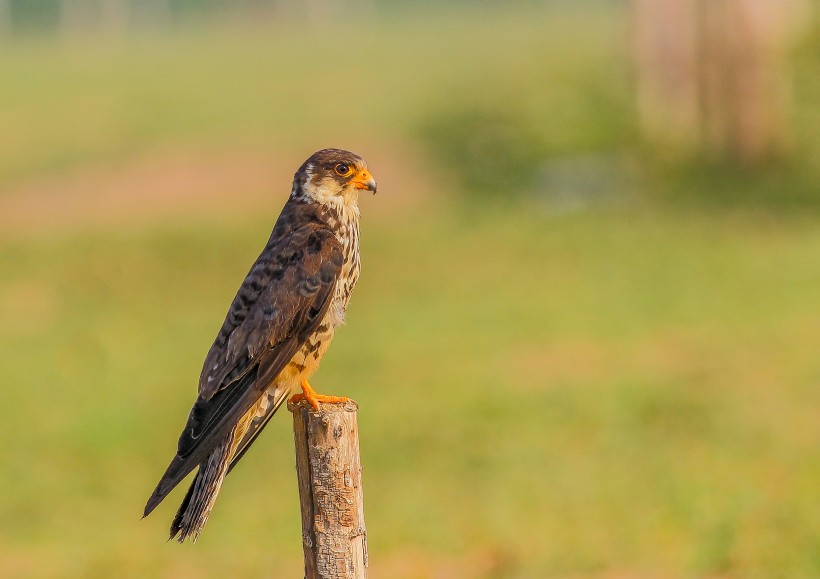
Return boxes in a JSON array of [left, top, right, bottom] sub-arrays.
[[290, 379, 349, 411]]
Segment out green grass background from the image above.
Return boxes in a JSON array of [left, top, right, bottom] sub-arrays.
[[1, 3, 819, 577]]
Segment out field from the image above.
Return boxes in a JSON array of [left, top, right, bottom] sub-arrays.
[[1, 3, 819, 578]]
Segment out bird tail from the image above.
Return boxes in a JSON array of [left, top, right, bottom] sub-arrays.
[[169, 430, 237, 543], [167, 387, 289, 543]]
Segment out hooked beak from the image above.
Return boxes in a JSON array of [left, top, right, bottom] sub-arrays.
[[351, 168, 377, 194]]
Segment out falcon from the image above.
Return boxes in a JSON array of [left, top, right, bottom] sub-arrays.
[[143, 148, 376, 542]]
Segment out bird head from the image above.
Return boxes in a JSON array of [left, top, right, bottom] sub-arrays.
[[292, 148, 377, 207]]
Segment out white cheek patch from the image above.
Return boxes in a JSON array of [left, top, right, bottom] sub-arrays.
[[303, 175, 360, 211], [313, 177, 342, 203]]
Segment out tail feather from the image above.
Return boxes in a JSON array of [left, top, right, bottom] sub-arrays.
[[152, 386, 290, 543], [168, 477, 196, 540], [170, 430, 235, 543]]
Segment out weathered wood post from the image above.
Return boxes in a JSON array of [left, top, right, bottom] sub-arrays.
[[288, 399, 367, 579]]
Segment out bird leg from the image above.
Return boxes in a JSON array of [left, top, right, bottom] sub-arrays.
[[290, 378, 349, 411]]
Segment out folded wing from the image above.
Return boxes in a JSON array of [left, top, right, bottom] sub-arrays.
[[144, 222, 343, 517]]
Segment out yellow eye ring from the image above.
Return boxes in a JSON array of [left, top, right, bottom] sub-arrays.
[[334, 163, 353, 177]]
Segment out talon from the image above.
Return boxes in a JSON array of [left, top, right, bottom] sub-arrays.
[[289, 378, 349, 411]]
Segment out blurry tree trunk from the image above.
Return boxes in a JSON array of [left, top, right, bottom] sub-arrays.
[[138, 0, 170, 30], [633, 0, 810, 165], [300, 0, 373, 29], [102, 0, 130, 37], [305, 0, 340, 27], [270, 0, 298, 24], [305, 0, 372, 28], [60, 0, 92, 38], [154, 0, 171, 25], [633, 0, 701, 152], [0, 0, 10, 41], [351, 0, 375, 18]]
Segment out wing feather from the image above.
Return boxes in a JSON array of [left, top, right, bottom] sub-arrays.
[[144, 213, 343, 517]]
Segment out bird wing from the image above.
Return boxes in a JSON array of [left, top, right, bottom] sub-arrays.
[[144, 220, 343, 517]]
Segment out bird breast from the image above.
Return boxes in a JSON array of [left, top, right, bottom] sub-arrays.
[[329, 210, 361, 328]]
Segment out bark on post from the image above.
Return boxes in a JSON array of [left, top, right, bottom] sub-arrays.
[[288, 399, 367, 579]]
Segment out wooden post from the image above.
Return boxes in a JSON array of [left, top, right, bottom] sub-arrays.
[[288, 399, 367, 579]]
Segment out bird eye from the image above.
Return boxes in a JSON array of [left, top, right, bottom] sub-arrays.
[[334, 163, 352, 177]]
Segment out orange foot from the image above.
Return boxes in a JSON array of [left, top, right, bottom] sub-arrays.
[[290, 378, 349, 412]]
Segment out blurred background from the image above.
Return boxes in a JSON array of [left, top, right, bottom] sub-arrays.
[[1, 1, 819, 577]]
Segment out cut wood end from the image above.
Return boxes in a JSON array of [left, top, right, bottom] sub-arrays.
[[287, 398, 359, 414]]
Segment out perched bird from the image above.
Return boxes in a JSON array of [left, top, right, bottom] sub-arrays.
[[144, 149, 376, 542]]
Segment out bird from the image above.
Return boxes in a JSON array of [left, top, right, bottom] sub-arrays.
[[143, 148, 376, 542]]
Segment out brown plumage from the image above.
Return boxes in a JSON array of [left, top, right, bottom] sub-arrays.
[[143, 149, 376, 542]]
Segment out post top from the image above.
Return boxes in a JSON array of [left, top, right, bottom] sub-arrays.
[[287, 398, 359, 414]]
